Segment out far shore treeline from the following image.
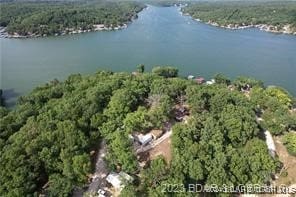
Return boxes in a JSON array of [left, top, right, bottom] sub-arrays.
[[183, 1, 296, 34], [0, 66, 295, 196], [0, 1, 145, 37], [1, 1, 296, 37]]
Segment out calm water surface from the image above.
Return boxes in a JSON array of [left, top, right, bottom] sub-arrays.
[[1, 5, 296, 105]]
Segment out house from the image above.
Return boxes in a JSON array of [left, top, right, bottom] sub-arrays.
[[264, 130, 276, 158], [150, 129, 163, 139], [187, 75, 195, 80], [137, 133, 153, 145], [195, 77, 205, 84], [106, 172, 134, 190], [206, 79, 215, 85]]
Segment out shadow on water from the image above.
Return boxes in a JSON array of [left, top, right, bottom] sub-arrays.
[[2, 89, 20, 108]]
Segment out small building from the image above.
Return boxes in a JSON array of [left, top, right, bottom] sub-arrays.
[[150, 129, 163, 139], [264, 130, 276, 158], [106, 172, 134, 191], [137, 133, 153, 145], [187, 75, 195, 80], [206, 79, 215, 85], [195, 77, 205, 84]]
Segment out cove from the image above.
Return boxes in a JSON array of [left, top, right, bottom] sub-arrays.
[[1, 5, 296, 106]]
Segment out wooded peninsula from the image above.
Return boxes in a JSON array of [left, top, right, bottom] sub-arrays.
[[0, 1, 145, 38], [1, 67, 295, 196], [182, 1, 296, 35]]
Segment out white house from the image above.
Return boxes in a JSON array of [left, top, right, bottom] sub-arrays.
[[264, 130, 276, 157], [206, 79, 216, 85], [187, 75, 195, 80], [137, 133, 153, 145], [106, 172, 134, 190]]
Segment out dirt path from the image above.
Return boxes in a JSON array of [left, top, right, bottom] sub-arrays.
[[274, 136, 296, 186], [149, 136, 172, 163], [136, 130, 172, 154], [86, 140, 108, 195]]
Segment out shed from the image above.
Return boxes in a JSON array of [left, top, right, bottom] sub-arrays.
[[150, 129, 163, 139], [137, 133, 153, 145]]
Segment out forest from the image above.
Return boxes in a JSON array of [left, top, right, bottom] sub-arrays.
[[0, 67, 295, 196], [0, 1, 145, 37], [183, 1, 296, 33]]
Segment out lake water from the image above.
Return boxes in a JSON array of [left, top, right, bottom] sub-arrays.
[[1, 5, 296, 106]]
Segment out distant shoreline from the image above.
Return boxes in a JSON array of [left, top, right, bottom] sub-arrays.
[[0, 23, 129, 39], [181, 10, 296, 35], [198, 18, 296, 35], [0, 1, 146, 39]]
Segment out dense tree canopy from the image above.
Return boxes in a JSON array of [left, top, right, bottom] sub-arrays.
[[0, 1, 145, 37], [214, 73, 231, 86], [249, 86, 296, 135], [167, 84, 277, 191], [283, 132, 296, 156], [0, 68, 294, 196], [183, 1, 296, 33]]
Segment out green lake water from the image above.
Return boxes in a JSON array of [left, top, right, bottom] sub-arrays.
[[1, 5, 296, 106]]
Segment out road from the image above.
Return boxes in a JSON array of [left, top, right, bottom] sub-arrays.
[[86, 140, 108, 195]]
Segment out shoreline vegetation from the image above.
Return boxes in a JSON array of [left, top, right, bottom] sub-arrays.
[[182, 1, 296, 35], [0, 22, 130, 38], [0, 67, 295, 196], [1, 1, 296, 38], [0, 1, 145, 38]]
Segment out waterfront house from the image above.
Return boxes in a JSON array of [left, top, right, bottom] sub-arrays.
[[206, 79, 216, 85], [187, 75, 195, 80], [195, 77, 205, 84]]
